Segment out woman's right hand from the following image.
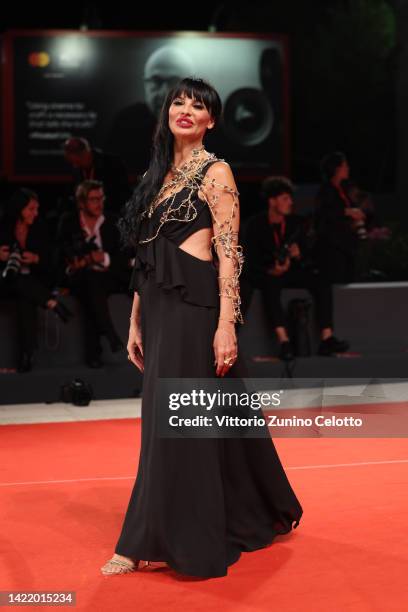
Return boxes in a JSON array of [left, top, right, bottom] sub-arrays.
[[128, 324, 144, 372], [0, 245, 10, 262]]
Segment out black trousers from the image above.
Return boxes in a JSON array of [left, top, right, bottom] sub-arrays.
[[67, 268, 123, 358], [0, 273, 52, 352], [240, 267, 333, 330]]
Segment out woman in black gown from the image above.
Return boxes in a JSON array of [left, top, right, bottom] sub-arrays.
[[101, 78, 303, 578]]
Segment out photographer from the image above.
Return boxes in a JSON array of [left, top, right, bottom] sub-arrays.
[[242, 176, 349, 360], [0, 188, 73, 373], [314, 151, 365, 283], [343, 181, 391, 281], [63, 137, 131, 215], [56, 180, 131, 368]]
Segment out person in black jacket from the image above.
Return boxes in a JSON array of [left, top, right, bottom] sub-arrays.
[[241, 176, 349, 360], [0, 188, 73, 372], [56, 179, 132, 368], [63, 137, 131, 216], [314, 151, 366, 283]]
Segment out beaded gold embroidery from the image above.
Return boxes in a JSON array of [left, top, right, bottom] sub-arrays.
[[139, 152, 244, 324], [199, 174, 244, 324], [139, 152, 218, 242]]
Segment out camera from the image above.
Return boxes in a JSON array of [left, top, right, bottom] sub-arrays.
[[353, 215, 367, 240], [1, 241, 23, 280], [60, 377, 94, 406], [64, 231, 99, 264], [274, 226, 302, 266], [343, 181, 368, 240], [350, 205, 367, 240], [275, 242, 292, 266]]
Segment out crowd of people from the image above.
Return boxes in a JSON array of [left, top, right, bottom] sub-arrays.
[[0, 136, 135, 372], [0, 139, 389, 373]]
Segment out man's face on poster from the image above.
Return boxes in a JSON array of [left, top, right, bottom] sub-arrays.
[[143, 47, 194, 117], [144, 72, 182, 117]]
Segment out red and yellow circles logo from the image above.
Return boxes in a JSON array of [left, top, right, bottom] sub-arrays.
[[28, 52, 50, 67]]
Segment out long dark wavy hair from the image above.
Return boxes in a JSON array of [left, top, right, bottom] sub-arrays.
[[2, 188, 39, 231], [116, 77, 222, 251]]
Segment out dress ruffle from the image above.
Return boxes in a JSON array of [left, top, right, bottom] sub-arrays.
[[129, 235, 219, 308]]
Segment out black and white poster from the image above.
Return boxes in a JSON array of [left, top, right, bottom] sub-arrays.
[[3, 31, 289, 179]]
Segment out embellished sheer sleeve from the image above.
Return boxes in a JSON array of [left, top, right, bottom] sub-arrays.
[[199, 161, 245, 324]]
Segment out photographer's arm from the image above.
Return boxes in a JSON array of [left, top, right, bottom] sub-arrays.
[[267, 257, 291, 276], [99, 218, 131, 271], [316, 187, 349, 225], [23, 220, 52, 275], [54, 214, 80, 278]]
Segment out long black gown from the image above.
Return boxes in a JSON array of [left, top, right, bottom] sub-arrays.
[[114, 159, 303, 578]]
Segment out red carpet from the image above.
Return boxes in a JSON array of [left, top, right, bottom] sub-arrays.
[[1, 418, 407, 611]]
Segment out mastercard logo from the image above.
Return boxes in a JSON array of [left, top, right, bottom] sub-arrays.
[[28, 52, 50, 67]]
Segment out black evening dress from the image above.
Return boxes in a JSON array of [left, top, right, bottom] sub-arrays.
[[114, 158, 303, 578]]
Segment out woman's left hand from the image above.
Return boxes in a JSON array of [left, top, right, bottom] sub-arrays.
[[21, 251, 39, 264], [213, 325, 238, 377]]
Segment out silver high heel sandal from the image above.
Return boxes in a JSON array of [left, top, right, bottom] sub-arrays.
[[138, 561, 168, 571]]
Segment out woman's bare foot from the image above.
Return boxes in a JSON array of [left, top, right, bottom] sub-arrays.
[[100, 553, 140, 575]]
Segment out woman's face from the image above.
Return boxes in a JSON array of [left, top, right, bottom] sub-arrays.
[[168, 93, 214, 142], [20, 199, 39, 224]]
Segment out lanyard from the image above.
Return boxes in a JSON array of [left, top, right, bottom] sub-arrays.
[[337, 185, 351, 207], [272, 218, 286, 248]]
